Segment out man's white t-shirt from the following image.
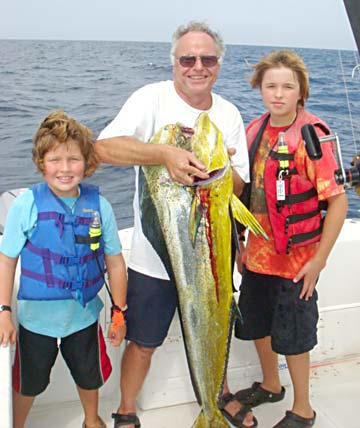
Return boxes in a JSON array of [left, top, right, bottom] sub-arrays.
[[98, 80, 249, 280]]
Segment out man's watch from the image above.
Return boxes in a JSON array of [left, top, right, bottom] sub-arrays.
[[0, 305, 11, 313]]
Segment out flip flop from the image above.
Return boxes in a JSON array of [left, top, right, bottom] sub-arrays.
[[111, 412, 141, 428], [235, 381, 285, 407], [273, 410, 316, 427], [219, 392, 258, 428]]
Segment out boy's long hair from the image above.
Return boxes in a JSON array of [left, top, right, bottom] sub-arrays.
[[32, 110, 99, 177], [250, 49, 309, 107]]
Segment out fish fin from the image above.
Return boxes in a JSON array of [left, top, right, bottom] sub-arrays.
[[230, 194, 269, 240], [229, 205, 240, 252], [189, 193, 202, 248]]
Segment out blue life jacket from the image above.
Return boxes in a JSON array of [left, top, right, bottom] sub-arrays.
[[18, 182, 105, 306]]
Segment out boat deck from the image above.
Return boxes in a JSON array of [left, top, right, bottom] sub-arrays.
[[26, 355, 360, 428], [1, 222, 360, 428]]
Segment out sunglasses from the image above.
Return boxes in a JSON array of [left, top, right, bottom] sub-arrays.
[[178, 55, 219, 68]]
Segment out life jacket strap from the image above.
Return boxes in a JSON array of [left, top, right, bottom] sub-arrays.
[[286, 208, 322, 225], [285, 187, 318, 205], [24, 241, 103, 264], [269, 151, 294, 161], [38, 212, 66, 236], [21, 267, 104, 290], [284, 208, 322, 234], [286, 221, 324, 253], [75, 235, 101, 245], [37, 212, 92, 234]]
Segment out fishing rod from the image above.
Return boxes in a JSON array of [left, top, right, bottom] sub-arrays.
[[299, 2, 360, 195]]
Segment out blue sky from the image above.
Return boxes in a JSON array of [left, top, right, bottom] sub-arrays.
[[0, 0, 357, 50]]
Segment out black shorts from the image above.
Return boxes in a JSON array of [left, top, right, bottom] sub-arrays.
[[125, 268, 178, 348], [13, 321, 112, 396], [234, 266, 319, 355]]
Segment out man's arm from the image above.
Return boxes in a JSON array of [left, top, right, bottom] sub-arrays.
[[95, 136, 208, 186], [227, 147, 246, 197], [232, 169, 246, 197], [95, 135, 163, 166]]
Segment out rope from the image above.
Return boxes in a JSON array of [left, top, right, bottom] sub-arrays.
[[338, 49, 358, 153]]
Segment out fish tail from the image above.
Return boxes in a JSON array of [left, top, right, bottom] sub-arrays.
[[192, 410, 230, 428]]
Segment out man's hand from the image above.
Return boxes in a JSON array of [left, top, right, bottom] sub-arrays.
[[163, 145, 209, 185]]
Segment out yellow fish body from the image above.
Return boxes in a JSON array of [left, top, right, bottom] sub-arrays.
[[139, 113, 266, 428]]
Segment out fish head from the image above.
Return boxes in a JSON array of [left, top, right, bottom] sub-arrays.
[[148, 123, 189, 150], [191, 112, 229, 186]]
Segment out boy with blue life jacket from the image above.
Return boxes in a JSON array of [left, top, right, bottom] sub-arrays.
[[0, 110, 128, 428], [222, 50, 348, 428]]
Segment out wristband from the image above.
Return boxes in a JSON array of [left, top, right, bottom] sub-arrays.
[[111, 304, 128, 313], [0, 305, 11, 313], [110, 305, 127, 329]]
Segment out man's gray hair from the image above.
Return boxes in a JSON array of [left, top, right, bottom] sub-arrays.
[[170, 21, 225, 65]]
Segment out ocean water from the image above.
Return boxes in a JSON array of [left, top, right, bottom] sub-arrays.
[[0, 39, 359, 228]]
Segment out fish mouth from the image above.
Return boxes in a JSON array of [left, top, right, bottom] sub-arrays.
[[191, 164, 228, 187]]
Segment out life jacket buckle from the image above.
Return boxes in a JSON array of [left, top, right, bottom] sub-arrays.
[[63, 282, 72, 290], [276, 201, 284, 212], [284, 217, 290, 234], [286, 238, 292, 254]]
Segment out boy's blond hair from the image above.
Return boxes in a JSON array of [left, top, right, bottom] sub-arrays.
[[250, 49, 310, 107], [32, 110, 99, 177]]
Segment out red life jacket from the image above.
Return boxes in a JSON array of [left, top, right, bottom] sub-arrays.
[[246, 109, 330, 254]]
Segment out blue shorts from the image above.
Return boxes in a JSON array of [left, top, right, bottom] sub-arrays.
[[13, 321, 112, 396], [234, 266, 319, 355], [125, 268, 178, 348]]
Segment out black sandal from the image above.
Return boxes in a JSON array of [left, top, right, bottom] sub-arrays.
[[111, 413, 141, 428], [219, 392, 258, 428], [235, 381, 285, 407], [272, 410, 316, 427]]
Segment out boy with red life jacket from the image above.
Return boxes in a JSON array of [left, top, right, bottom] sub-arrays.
[[224, 50, 347, 428], [0, 110, 127, 428]]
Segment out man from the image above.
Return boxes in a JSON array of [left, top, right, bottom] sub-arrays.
[[95, 21, 255, 428]]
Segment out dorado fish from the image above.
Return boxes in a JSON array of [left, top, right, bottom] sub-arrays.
[[139, 112, 267, 428]]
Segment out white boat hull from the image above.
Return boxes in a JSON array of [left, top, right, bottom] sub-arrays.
[[1, 219, 359, 413], [1, 180, 360, 427]]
